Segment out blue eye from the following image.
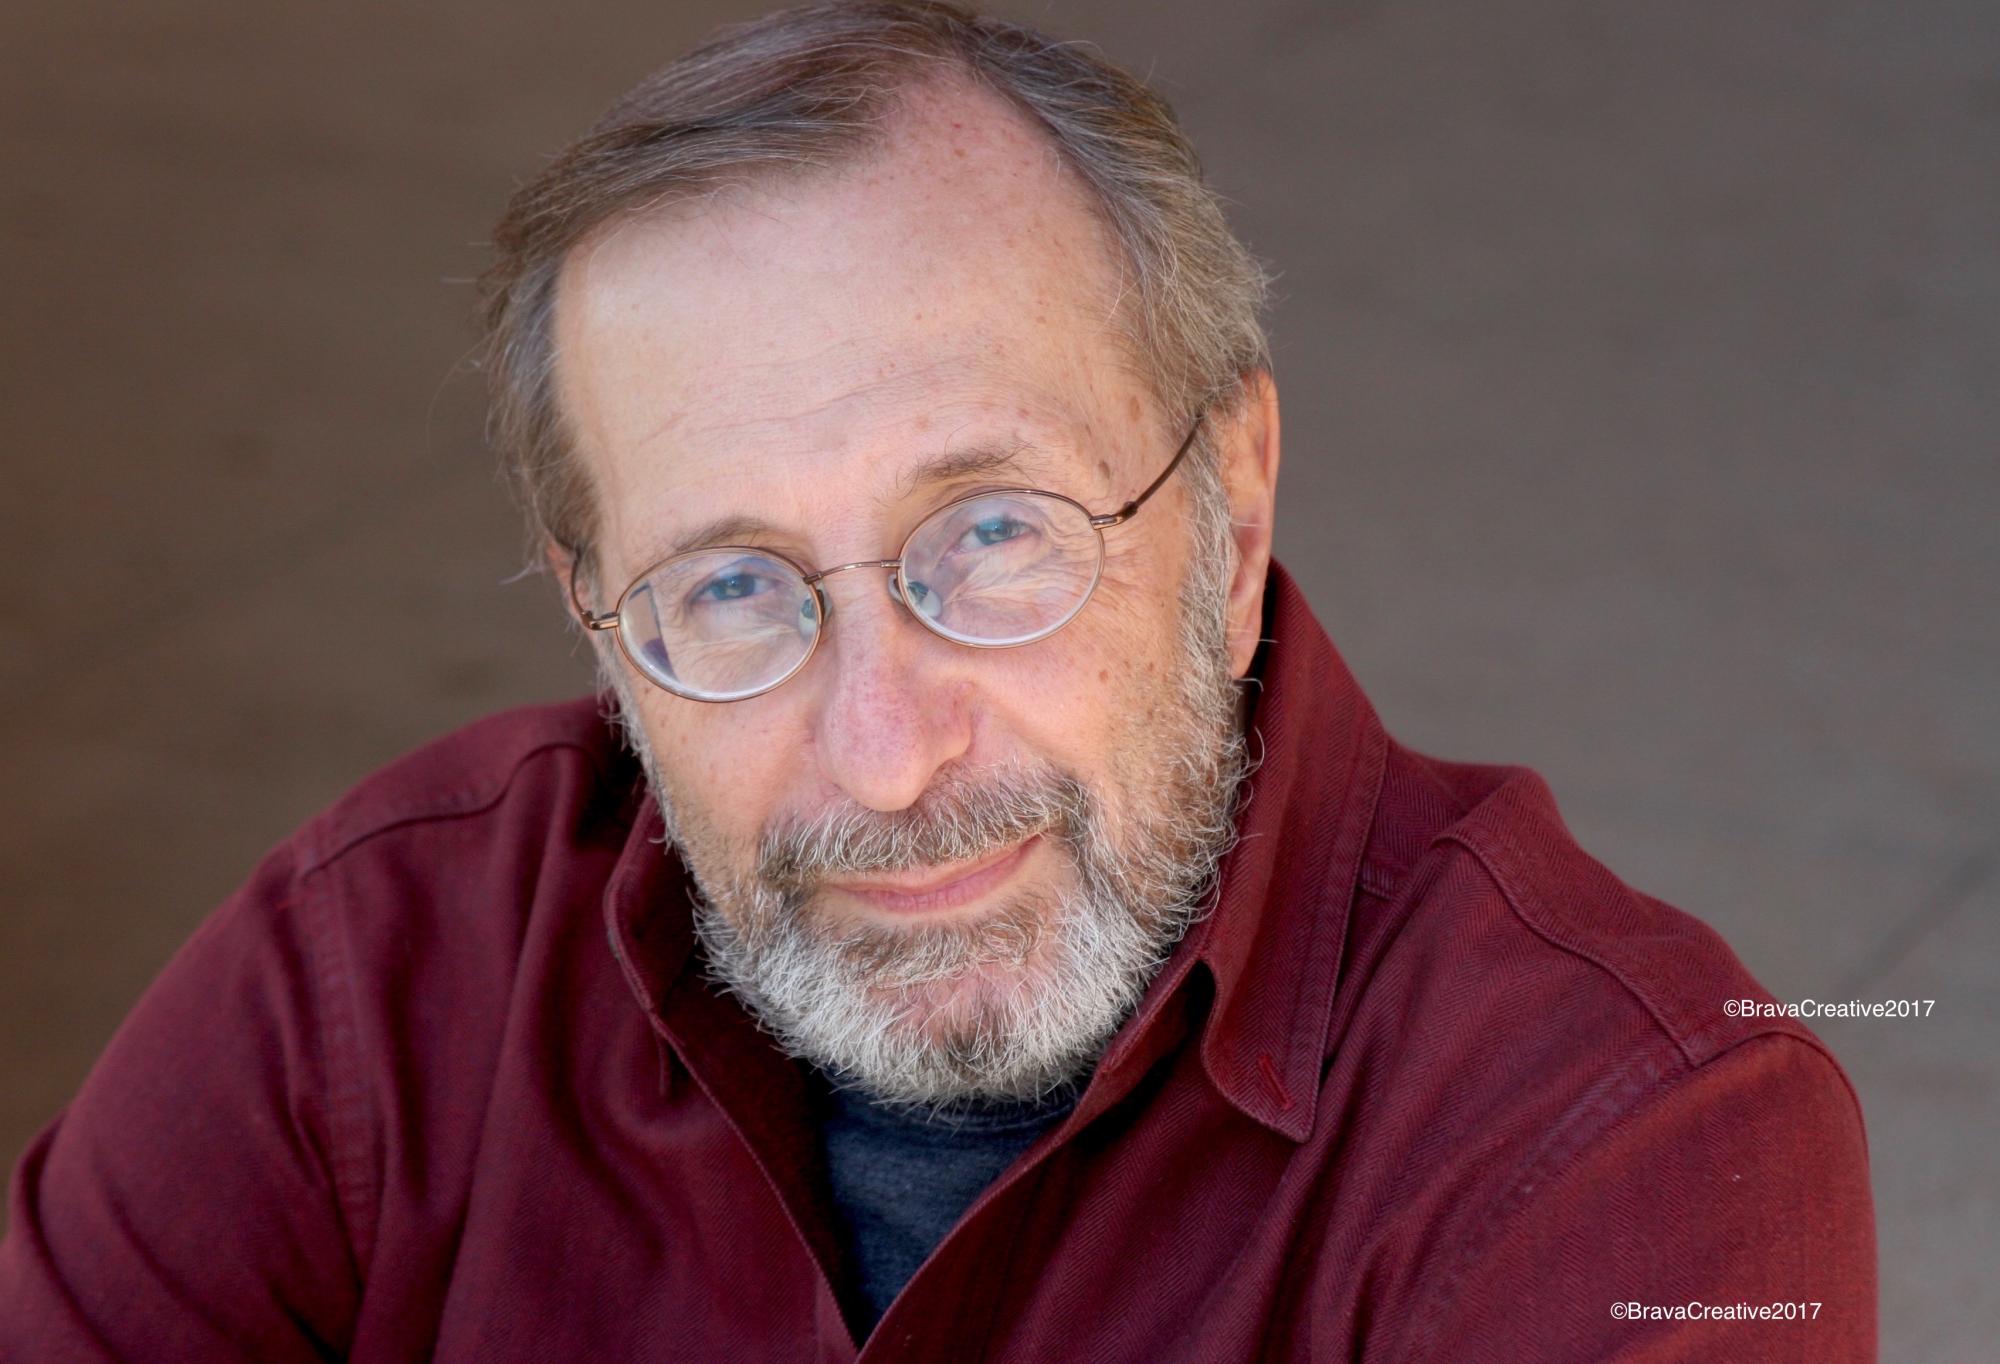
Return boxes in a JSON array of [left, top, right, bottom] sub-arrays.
[[964, 516, 1028, 549], [693, 571, 768, 604]]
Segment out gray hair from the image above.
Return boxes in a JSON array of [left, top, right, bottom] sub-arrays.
[[479, 0, 1273, 575]]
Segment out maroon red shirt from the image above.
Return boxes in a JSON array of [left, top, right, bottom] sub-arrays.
[[1, 562, 1875, 1360]]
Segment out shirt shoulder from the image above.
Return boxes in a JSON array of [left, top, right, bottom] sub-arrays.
[[260, 696, 643, 1273], [286, 694, 636, 876], [1327, 740, 1874, 1355], [1356, 736, 1841, 1077]]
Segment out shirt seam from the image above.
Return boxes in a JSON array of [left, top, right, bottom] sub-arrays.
[[1437, 825, 1703, 1067], [1398, 1029, 1686, 1360], [287, 736, 628, 1293], [295, 737, 618, 878], [1399, 1030, 1859, 1360], [1436, 820, 1859, 1103], [1288, 719, 1387, 1136], [296, 875, 378, 1287]]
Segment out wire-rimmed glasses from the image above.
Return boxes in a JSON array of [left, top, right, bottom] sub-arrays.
[[570, 412, 1205, 703]]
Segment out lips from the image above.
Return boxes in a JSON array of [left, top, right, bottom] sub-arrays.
[[823, 835, 1039, 914]]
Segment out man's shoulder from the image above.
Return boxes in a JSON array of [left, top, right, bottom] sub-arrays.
[[1353, 737, 1851, 1100], [288, 694, 637, 876], [1325, 739, 1874, 1356]]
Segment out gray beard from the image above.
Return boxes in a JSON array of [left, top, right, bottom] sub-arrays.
[[603, 479, 1253, 1118]]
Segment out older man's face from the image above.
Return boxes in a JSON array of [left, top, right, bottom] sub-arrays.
[[553, 83, 1275, 1111]]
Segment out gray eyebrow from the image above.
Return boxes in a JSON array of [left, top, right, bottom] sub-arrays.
[[889, 441, 1050, 500], [649, 442, 1056, 563]]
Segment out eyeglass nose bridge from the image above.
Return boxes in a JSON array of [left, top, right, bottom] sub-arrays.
[[800, 557, 912, 625], [801, 557, 901, 586]]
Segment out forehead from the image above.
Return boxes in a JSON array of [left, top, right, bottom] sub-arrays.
[[550, 81, 1149, 558]]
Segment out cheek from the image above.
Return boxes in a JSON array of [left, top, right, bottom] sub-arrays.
[[1093, 491, 1195, 637], [975, 580, 1182, 785], [634, 697, 784, 846]]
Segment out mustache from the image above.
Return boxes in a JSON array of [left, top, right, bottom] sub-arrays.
[[756, 761, 1092, 896]]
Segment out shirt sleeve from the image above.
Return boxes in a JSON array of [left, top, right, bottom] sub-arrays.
[[0, 845, 364, 1361], [1404, 1033, 1877, 1363]]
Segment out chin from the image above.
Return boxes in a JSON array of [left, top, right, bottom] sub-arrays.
[[864, 932, 1053, 1035]]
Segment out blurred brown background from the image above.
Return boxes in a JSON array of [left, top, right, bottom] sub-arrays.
[[2, 0, 1994, 1355]]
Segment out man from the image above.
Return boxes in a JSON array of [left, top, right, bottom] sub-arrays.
[[1, 2, 1874, 1359]]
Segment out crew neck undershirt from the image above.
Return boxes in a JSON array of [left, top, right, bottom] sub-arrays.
[[806, 1065, 1082, 1340]]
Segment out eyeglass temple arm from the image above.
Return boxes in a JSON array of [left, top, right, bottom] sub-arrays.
[[561, 543, 619, 631], [1089, 410, 1205, 529]]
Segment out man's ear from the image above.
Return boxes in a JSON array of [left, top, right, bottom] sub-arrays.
[[1217, 369, 1282, 679], [544, 537, 591, 623], [544, 537, 570, 580]]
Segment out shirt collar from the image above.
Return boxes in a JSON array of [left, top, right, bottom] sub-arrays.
[[1185, 558, 1387, 1140], [602, 557, 1387, 1145]]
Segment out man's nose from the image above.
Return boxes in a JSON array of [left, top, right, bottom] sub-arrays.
[[806, 568, 970, 814]]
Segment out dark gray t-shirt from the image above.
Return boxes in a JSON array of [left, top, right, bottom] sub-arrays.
[[807, 1067, 1080, 1340]]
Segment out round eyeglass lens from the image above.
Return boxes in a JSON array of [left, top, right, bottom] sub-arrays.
[[897, 491, 1103, 645], [618, 550, 820, 699]]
